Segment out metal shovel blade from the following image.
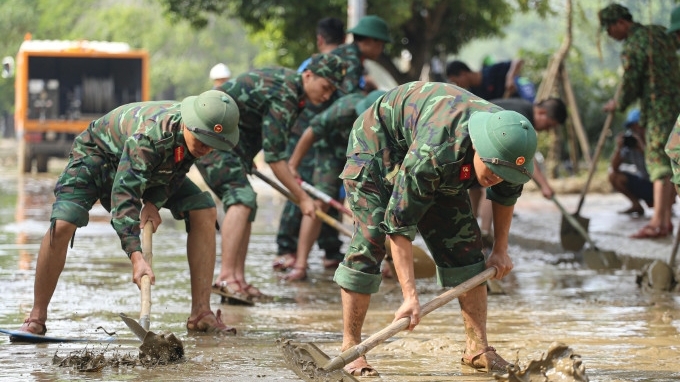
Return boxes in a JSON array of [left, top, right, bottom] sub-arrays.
[[560, 213, 589, 252], [119, 313, 147, 341], [278, 339, 358, 382]]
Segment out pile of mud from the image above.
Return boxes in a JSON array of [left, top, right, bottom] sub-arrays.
[[495, 342, 589, 382], [53, 344, 183, 372]]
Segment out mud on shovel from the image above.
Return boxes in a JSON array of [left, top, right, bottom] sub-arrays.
[[119, 221, 184, 363], [552, 195, 619, 269], [279, 267, 496, 382]]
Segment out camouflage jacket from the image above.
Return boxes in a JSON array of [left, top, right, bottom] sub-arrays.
[[290, 43, 364, 137], [72, 101, 196, 255], [331, 43, 364, 95], [219, 68, 305, 167], [309, 92, 363, 151], [342, 81, 523, 239], [618, 23, 680, 122]]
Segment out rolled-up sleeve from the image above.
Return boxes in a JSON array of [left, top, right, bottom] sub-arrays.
[[486, 181, 523, 206]]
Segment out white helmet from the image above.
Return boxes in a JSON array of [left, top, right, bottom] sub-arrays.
[[209, 63, 231, 80]]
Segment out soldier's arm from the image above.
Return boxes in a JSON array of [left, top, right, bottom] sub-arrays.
[[110, 135, 163, 257], [383, 146, 438, 241]]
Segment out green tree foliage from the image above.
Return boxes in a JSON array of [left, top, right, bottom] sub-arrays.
[[0, 0, 259, 119], [157, 0, 553, 82]]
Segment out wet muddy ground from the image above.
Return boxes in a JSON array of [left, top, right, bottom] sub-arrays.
[[1, 159, 679, 382]]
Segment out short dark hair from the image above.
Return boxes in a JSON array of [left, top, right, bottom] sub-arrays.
[[536, 97, 567, 124], [317, 17, 345, 46], [445, 60, 472, 77]]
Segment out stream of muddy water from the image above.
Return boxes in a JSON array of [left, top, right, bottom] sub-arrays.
[[0, 163, 679, 382]]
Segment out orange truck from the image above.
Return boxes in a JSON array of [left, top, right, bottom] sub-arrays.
[[14, 37, 149, 172]]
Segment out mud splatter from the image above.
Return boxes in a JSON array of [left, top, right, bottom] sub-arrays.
[[53, 347, 141, 372], [54, 338, 184, 372], [278, 339, 358, 382], [494, 342, 589, 382]]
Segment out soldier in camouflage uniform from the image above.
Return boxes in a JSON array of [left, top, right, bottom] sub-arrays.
[[274, 17, 347, 273], [600, 3, 680, 239], [335, 82, 537, 376], [196, 53, 346, 303], [274, 15, 391, 272], [665, 116, 680, 197], [11, 90, 241, 341], [281, 90, 386, 281]]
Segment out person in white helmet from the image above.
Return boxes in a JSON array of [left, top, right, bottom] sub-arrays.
[[210, 63, 232, 88]]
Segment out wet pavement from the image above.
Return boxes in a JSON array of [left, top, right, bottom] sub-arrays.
[[0, 145, 679, 382]]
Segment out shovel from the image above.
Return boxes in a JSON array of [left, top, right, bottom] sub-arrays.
[[279, 267, 496, 381], [119, 221, 184, 363], [551, 194, 619, 269], [253, 170, 436, 279], [560, 84, 622, 252]]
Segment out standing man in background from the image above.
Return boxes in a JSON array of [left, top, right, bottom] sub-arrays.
[[599, 3, 680, 239]]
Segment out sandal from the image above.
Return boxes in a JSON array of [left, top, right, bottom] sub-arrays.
[[618, 206, 644, 215], [461, 346, 510, 373], [272, 254, 297, 272], [344, 355, 379, 377], [9, 318, 47, 342], [630, 224, 670, 239], [322, 258, 342, 270], [237, 281, 266, 298], [280, 266, 307, 281], [186, 309, 236, 336], [212, 281, 254, 306]]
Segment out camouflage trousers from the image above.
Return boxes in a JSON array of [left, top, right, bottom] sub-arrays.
[[51, 154, 214, 229], [334, 153, 485, 295], [644, 105, 678, 181], [665, 113, 680, 186], [195, 150, 258, 222], [277, 135, 343, 259]]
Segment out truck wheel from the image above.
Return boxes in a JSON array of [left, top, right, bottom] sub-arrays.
[[36, 154, 49, 173], [22, 154, 33, 173]]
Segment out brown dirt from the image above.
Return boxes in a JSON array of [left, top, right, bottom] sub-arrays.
[[494, 342, 589, 382]]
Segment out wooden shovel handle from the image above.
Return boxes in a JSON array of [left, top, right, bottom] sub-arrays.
[[323, 267, 496, 371], [140, 221, 153, 324], [575, 83, 622, 214], [253, 170, 354, 237]]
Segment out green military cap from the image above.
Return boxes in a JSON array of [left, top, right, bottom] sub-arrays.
[[354, 89, 386, 116], [469, 110, 537, 185], [305, 53, 348, 92], [348, 15, 392, 43], [669, 5, 680, 34], [181, 89, 240, 152], [598, 3, 632, 30]]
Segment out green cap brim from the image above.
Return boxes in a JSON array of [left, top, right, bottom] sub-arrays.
[[181, 95, 238, 152], [469, 112, 534, 185]]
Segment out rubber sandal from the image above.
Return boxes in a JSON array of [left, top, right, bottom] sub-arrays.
[[322, 258, 342, 269], [630, 224, 669, 239], [239, 282, 264, 298], [280, 267, 307, 281], [186, 309, 236, 336], [344, 356, 379, 377], [9, 318, 47, 342], [618, 206, 644, 215], [272, 254, 296, 272], [212, 281, 254, 306], [461, 346, 510, 373]]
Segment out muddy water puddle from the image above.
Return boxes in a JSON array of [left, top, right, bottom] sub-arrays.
[[1, 170, 679, 381]]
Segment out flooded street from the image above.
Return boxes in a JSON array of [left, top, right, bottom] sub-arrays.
[[0, 159, 679, 382]]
